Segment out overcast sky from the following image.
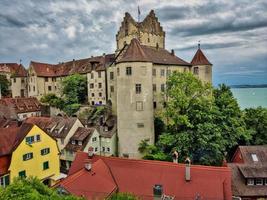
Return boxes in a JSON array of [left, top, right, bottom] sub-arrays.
[[0, 0, 266, 86]]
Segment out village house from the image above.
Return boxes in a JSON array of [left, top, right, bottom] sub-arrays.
[[0, 63, 28, 97], [0, 123, 60, 187], [0, 97, 41, 121], [228, 145, 267, 199], [57, 150, 232, 200]]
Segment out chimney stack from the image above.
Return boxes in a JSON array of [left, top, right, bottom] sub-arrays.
[[153, 184, 163, 200], [185, 157, 191, 181], [171, 49, 175, 56], [172, 150, 179, 163], [88, 146, 94, 158], [84, 159, 92, 171]]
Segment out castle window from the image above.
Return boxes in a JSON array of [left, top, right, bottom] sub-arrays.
[[205, 66, 209, 74], [52, 77, 56, 82], [136, 101, 143, 111], [193, 67, 199, 75], [33, 86, 35, 92], [110, 86, 114, 92], [148, 37, 150, 43], [98, 71, 101, 78], [110, 72, 114, 80], [126, 67, 132, 75], [137, 123, 144, 128], [160, 69, 165, 77], [153, 84, 156, 92], [161, 84, 165, 92], [95, 147, 98, 152], [45, 77, 48, 82], [99, 92, 102, 97], [91, 101, 95, 105], [13, 78, 16, 83], [247, 178, 254, 186], [136, 84, 142, 94], [91, 73, 94, 79], [156, 43, 159, 49], [48, 86, 52, 91], [167, 69, 171, 76], [98, 83, 102, 88], [107, 147, 110, 152], [153, 101, 157, 109], [152, 69, 156, 76], [90, 83, 94, 88], [255, 178, 263, 185], [92, 93, 94, 97], [22, 78, 25, 83], [102, 147, 105, 152], [99, 101, 102, 105]]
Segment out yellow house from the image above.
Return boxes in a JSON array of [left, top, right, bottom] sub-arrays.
[[0, 123, 60, 187]]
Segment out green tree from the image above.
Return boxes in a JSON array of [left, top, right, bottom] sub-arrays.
[[0, 74, 10, 97], [0, 177, 83, 200], [107, 192, 139, 200], [243, 107, 267, 145]]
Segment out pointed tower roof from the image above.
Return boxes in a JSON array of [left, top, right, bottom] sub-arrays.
[[191, 46, 212, 65], [118, 38, 151, 63]]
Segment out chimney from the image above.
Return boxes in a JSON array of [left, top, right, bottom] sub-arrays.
[[171, 49, 175, 56], [172, 150, 179, 163], [88, 146, 94, 158], [72, 59, 75, 68], [185, 157, 191, 181], [153, 184, 163, 200], [84, 159, 92, 171]]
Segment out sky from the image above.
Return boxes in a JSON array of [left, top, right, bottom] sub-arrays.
[[0, 0, 267, 86]]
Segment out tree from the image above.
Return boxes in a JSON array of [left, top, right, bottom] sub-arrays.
[[0, 177, 83, 200], [243, 107, 267, 145], [41, 74, 87, 116], [139, 72, 250, 166], [0, 74, 10, 97], [107, 192, 139, 200]]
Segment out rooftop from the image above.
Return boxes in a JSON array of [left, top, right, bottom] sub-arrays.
[[0, 63, 27, 77]]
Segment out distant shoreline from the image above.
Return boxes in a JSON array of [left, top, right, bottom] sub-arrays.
[[230, 84, 267, 89]]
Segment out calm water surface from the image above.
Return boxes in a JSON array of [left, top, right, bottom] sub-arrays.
[[231, 88, 267, 109]]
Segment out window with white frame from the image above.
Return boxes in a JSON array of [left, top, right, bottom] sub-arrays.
[[107, 147, 110, 152], [0, 174, 10, 187], [92, 137, 97, 142], [251, 154, 258, 162], [94, 147, 98, 152], [247, 178, 254, 186], [255, 178, 263, 185], [78, 141, 82, 146], [160, 69, 165, 76]]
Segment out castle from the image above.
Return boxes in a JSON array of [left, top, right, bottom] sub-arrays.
[[0, 10, 212, 159]]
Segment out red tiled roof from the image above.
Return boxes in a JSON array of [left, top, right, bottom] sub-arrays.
[[0, 63, 27, 77], [0, 97, 41, 114], [30, 54, 115, 77], [191, 48, 212, 65], [63, 152, 232, 200], [117, 39, 191, 66]]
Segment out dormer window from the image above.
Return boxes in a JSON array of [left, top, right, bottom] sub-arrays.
[[255, 178, 263, 185], [78, 141, 82, 146], [251, 154, 258, 162], [247, 178, 254, 186], [71, 140, 75, 145]]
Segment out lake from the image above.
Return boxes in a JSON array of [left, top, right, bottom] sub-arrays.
[[231, 87, 267, 109]]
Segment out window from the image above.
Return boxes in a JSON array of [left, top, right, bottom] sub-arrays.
[[23, 153, 33, 161], [41, 148, 50, 156], [205, 66, 209, 74], [29, 85, 31, 92], [91, 73, 94, 79], [255, 178, 263, 185], [251, 154, 258, 162], [0, 175, 10, 187], [43, 161, 49, 170], [102, 147, 105, 152], [247, 178, 254, 186], [107, 147, 110, 152], [13, 78, 16, 83], [160, 69, 165, 76], [90, 83, 94, 88], [110, 72, 114, 80], [110, 86, 114, 92], [148, 37, 150, 43], [71, 140, 75, 145], [92, 93, 95, 97], [26, 135, 41, 144], [135, 84, 142, 94], [152, 69, 156, 76], [123, 153, 129, 158], [48, 86, 52, 91], [193, 67, 199, 75], [99, 101, 102, 105], [136, 101, 143, 111], [95, 147, 98, 152], [167, 69, 171, 76], [137, 123, 144, 128], [78, 141, 82, 146], [98, 71, 101, 78], [45, 77, 48, 82], [153, 84, 156, 92], [91, 101, 95, 105], [18, 170, 26, 178], [161, 84, 165, 92], [99, 92, 102, 97], [33, 86, 35, 92], [153, 101, 157, 109], [126, 67, 132, 75], [98, 83, 102, 88], [36, 135, 40, 142], [92, 137, 97, 142], [117, 68, 120, 76], [52, 77, 56, 82]]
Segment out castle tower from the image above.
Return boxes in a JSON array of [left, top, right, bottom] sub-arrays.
[[115, 38, 155, 158], [191, 44, 213, 83], [116, 10, 165, 54]]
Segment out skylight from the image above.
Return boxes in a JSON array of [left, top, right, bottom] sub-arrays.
[[251, 154, 258, 162]]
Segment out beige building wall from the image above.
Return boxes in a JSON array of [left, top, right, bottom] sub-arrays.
[[191, 64, 212, 83], [116, 62, 155, 159], [10, 77, 27, 97], [107, 64, 117, 113], [87, 70, 106, 105]]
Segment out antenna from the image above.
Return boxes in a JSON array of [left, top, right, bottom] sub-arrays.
[[138, 6, 141, 23], [198, 41, 201, 49]]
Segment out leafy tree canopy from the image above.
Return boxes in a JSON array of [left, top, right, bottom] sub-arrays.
[[139, 72, 250, 166], [0, 74, 10, 97], [107, 192, 139, 200], [0, 177, 83, 200]]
